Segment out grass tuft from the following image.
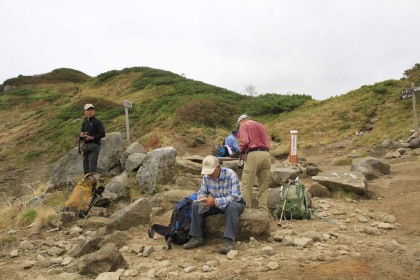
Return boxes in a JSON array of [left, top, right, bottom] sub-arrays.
[[15, 208, 37, 228]]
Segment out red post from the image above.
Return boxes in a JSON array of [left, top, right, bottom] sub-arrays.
[[289, 130, 298, 164]]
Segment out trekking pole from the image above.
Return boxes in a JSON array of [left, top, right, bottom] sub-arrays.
[[81, 194, 100, 227], [237, 152, 245, 170], [277, 182, 291, 227], [81, 186, 104, 227], [273, 185, 283, 220]]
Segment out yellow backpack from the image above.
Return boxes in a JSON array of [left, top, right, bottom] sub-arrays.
[[64, 173, 99, 211]]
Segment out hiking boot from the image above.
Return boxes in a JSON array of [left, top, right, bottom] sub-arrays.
[[219, 238, 234, 254], [182, 237, 204, 250]]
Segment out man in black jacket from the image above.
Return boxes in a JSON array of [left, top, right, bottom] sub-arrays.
[[80, 104, 105, 174]]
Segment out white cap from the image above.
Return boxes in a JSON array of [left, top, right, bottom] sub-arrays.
[[237, 114, 250, 125], [201, 155, 219, 175], [84, 104, 95, 110]]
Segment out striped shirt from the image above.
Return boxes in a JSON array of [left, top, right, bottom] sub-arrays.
[[198, 167, 242, 209]]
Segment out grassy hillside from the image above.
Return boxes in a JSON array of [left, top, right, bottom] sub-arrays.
[[267, 78, 417, 149], [0, 64, 419, 190]]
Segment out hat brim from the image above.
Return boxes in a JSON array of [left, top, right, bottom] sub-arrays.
[[201, 166, 216, 175]]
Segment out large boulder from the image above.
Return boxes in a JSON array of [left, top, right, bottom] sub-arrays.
[[406, 131, 420, 148], [176, 156, 202, 175], [105, 197, 152, 233], [204, 209, 270, 240], [76, 243, 128, 276], [351, 156, 390, 181], [120, 142, 145, 168], [125, 153, 147, 172], [312, 172, 367, 194], [158, 189, 197, 212], [103, 171, 130, 201], [136, 147, 177, 194], [68, 236, 104, 258], [97, 132, 124, 176], [270, 164, 301, 187], [50, 132, 124, 189], [50, 147, 83, 189]]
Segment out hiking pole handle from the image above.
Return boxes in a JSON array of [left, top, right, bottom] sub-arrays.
[[277, 184, 290, 227], [272, 185, 283, 220]]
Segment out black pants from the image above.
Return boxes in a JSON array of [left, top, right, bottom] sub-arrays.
[[83, 144, 100, 174]]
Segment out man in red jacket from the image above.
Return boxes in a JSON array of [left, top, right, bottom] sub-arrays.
[[237, 114, 271, 212]]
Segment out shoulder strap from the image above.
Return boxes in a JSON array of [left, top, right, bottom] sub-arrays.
[[78, 138, 82, 155]]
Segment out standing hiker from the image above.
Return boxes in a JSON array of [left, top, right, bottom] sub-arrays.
[[80, 104, 105, 174], [237, 114, 271, 212], [182, 155, 246, 254]]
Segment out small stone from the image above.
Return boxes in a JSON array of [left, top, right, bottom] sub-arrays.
[[267, 262, 279, 270], [227, 250, 239, 259], [10, 250, 19, 258], [202, 265, 212, 272], [184, 266, 196, 273], [261, 246, 274, 255]]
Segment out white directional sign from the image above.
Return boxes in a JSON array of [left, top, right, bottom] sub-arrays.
[[400, 89, 414, 99], [123, 99, 132, 108]]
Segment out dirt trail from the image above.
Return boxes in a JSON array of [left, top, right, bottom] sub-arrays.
[[0, 141, 419, 280]]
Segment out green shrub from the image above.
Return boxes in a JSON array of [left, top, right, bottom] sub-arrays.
[[175, 98, 237, 127], [132, 68, 183, 91], [96, 70, 121, 82], [245, 93, 312, 116], [3, 68, 90, 86], [372, 84, 388, 95], [8, 88, 33, 96]]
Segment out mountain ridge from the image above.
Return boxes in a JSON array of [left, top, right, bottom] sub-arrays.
[[0, 63, 419, 191]]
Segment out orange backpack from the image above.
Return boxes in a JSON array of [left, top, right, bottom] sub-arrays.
[[64, 173, 99, 211]]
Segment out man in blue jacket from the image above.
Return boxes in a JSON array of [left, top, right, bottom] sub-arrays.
[[224, 130, 240, 156]]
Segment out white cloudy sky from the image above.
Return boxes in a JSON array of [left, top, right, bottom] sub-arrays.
[[1, 0, 419, 100]]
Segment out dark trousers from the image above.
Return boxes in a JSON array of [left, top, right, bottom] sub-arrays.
[[189, 200, 245, 241], [83, 144, 100, 174]]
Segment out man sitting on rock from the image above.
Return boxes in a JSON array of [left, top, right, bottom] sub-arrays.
[[183, 155, 246, 254]]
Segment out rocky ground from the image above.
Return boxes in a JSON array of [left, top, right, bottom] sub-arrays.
[[0, 141, 419, 280]]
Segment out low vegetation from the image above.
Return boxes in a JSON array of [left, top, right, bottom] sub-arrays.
[[0, 63, 419, 194]]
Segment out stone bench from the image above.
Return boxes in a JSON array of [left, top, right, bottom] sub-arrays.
[[203, 208, 270, 241]]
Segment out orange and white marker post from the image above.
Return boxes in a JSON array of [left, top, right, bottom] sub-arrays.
[[289, 130, 298, 164]]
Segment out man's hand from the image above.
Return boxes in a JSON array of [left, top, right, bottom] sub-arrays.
[[203, 196, 215, 207]]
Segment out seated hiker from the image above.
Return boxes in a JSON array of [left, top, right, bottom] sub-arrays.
[[224, 130, 240, 156], [183, 155, 246, 254]]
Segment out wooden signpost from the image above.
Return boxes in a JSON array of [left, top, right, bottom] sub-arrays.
[[289, 130, 298, 164], [123, 100, 133, 145], [400, 83, 420, 132]]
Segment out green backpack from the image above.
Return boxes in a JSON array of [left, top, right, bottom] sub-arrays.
[[275, 179, 312, 220]]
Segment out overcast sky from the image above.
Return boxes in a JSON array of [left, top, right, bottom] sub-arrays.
[[1, 0, 419, 100]]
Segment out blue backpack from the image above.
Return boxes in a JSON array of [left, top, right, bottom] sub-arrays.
[[148, 193, 197, 249], [212, 145, 229, 157]]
